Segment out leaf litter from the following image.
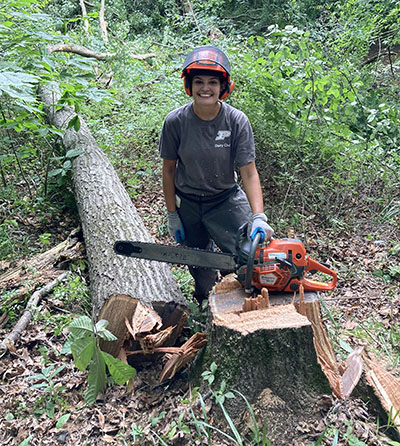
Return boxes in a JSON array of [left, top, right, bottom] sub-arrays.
[[0, 188, 399, 445]]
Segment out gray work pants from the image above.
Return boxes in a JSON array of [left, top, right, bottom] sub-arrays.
[[176, 185, 252, 299]]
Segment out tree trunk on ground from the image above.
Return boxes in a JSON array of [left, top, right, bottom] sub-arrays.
[[38, 84, 187, 358]]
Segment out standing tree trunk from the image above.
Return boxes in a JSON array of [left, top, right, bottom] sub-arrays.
[[38, 83, 187, 357]]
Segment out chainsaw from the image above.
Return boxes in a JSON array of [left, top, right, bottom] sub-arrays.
[[114, 224, 337, 294]]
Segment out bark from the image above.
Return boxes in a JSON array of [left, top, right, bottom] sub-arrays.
[[196, 278, 332, 421], [79, 0, 89, 35], [363, 353, 400, 439], [48, 44, 114, 60], [38, 83, 187, 357]]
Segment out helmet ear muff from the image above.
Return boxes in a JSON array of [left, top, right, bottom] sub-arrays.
[[220, 79, 234, 100], [183, 77, 192, 97]]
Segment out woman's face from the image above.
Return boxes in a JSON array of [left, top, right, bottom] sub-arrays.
[[191, 75, 225, 105]]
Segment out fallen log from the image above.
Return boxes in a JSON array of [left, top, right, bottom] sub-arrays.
[[38, 84, 187, 358], [0, 228, 84, 302]]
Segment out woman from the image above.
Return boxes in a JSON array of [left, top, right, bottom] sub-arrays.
[[159, 45, 273, 304]]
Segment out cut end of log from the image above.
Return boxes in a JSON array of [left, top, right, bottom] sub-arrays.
[[98, 294, 139, 357]]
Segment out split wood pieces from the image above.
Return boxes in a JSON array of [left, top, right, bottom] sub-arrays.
[[124, 302, 206, 382], [242, 288, 270, 312]]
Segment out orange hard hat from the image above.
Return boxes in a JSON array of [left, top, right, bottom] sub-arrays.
[[181, 46, 234, 99]]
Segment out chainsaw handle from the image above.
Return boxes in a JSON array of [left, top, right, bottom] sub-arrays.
[[303, 256, 337, 291], [245, 232, 261, 293]]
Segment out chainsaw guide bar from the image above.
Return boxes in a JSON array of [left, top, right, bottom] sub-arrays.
[[114, 240, 237, 271]]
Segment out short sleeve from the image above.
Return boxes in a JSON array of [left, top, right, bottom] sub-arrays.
[[159, 114, 180, 160], [233, 112, 255, 168]]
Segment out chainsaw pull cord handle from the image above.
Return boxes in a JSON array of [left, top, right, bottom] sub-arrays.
[[245, 231, 261, 293]]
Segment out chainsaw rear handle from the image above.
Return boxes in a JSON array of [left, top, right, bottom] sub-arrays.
[[303, 256, 337, 291]]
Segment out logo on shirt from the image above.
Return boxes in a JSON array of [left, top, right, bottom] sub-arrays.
[[215, 130, 231, 141]]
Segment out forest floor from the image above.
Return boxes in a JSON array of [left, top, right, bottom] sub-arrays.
[[0, 181, 399, 446]]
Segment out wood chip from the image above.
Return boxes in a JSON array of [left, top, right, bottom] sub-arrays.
[[131, 302, 162, 337], [159, 332, 207, 382]]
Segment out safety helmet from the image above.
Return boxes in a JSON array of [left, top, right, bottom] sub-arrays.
[[181, 46, 235, 100]]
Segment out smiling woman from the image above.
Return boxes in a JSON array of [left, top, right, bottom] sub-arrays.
[[159, 45, 274, 305], [191, 75, 224, 120]]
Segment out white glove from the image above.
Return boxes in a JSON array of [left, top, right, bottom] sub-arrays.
[[167, 211, 185, 243], [250, 213, 274, 242]]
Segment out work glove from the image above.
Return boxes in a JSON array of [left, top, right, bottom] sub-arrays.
[[250, 213, 274, 243], [167, 211, 185, 244]]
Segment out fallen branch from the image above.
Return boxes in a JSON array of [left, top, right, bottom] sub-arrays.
[[0, 228, 83, 302], [48, 43, 114, 60], [48, 43, 156, 61], [0, 271, 70, 352]]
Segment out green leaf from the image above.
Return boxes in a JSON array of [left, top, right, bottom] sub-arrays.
[[68, 316, 94, 338], [63, 160, 72, 169], [95, 319, 118, 341], [73, 116, 81, 131], [71, 337, 95, 371], [67, 115, 80, 131], [19, 436, 32, 446], [48, 168, 63, 177], [101, 351, 136, 385], [85, 354, 106, 405], [50, 364, 66, 379], [56, 413, 71, 429], [65, 149, 83, 158], [339, 338, 353, 354]]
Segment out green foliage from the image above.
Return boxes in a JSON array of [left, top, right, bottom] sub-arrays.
[[123, 0, 181, 35], [33, 272, 90, 336], [327, 0, 400, 57], [64, 315, 136, 405], [231, 25, 400, 225], [26, 363, 67, 418], [192, 0, 332, 33], [0, 0, 114, 212]]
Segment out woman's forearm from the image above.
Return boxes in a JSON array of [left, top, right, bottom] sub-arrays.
[[162, 159, 178, 212], [240, 161, 264, 214]]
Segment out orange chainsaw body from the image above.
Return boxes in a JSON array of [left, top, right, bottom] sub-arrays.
[[237, 238, 337, 293]]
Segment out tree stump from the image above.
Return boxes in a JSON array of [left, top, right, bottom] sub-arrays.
[[39, 84, 187, 357], [195, 275, 332, 432]]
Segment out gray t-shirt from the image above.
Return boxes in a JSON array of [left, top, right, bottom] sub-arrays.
[[159, 102, 255, 196]]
